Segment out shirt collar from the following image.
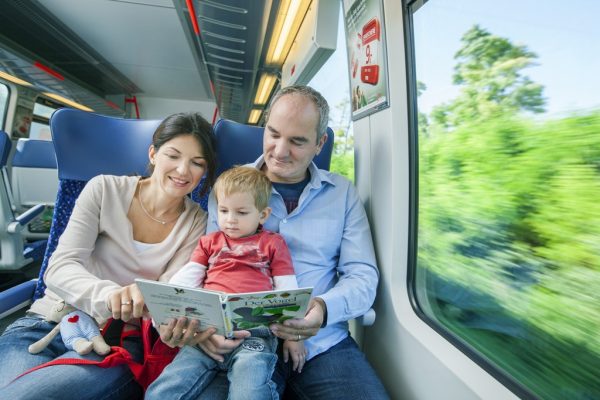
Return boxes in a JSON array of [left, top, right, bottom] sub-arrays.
[[252, 155, 335, 189]]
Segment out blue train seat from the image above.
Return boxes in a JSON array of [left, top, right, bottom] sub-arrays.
[[0, 131, 47, 272], [11, 139, 58, 239], [34, 109, 162, 300], [213, 118, 334, 174], [0, 110, 161, 321]]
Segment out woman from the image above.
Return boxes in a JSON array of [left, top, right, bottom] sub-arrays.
[[0, 113, 218, 399]]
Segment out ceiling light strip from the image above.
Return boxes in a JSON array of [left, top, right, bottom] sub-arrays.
[[248, 109, 262, 124], [266, 0, 312, 65], [254, 74, 277, 105], [0, 70, 32, 86], [43, 92, 93, 112]]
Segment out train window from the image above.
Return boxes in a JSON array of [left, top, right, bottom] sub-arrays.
[[309, 8, 354, 182], [30, 97, 60, 140], [0, 83, 8, 130], [409, 1, 600, 399]]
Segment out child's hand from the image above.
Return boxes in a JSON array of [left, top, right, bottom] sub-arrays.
[[282, 339, 307, 373]]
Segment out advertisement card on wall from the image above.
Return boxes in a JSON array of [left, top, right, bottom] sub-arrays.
[[343, 0, 390, 120]]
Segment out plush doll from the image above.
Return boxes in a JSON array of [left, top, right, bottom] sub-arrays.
[[28, 301, 111, 356]]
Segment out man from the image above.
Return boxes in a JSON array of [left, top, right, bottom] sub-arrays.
[[204, 85, 388, 399]]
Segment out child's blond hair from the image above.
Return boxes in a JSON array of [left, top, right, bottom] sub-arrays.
[[213, 166, 272, 210]]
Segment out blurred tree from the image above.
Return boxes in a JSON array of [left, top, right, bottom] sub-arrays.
[[329, 97, 355, 181], [332, 97, 353, 155], [416, 81, 430, 138], [431, 25, 546, 131]]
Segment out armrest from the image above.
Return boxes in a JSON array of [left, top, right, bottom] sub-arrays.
[[7, 204, 46, 233], [356, 308, 376, 326], [0, 279, 36, 319]]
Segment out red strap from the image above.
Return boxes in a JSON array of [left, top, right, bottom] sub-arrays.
[[14, 346, 137, 381], [14, 318, 175, 390]]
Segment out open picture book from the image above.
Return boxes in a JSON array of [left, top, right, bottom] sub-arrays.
[[135, 278, 313, 337]]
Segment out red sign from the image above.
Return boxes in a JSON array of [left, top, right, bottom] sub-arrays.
[[360, 65, 379, 85], [361, 18, 380, 45]]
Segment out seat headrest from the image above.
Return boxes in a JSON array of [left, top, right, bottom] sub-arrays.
[[50, 109, 161, 181], [12, 139, 57, 169], [213, 119, 334, 175]]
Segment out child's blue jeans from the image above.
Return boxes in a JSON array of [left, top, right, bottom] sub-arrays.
[[145, 333, 279, 400]]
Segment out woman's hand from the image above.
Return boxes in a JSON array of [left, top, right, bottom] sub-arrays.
[[159, 317, 217, 348], [197, 331, 251, 362], [283, 339, 307, 372], [107, 283, 145, 322], [270, 298, 325, 341]]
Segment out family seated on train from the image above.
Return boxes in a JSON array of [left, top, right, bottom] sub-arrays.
[[0, 85, 389, 399]]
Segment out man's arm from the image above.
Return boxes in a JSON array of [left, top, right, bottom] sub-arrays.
[[271, 181, 378, 339], [316, 183, 379, 326]]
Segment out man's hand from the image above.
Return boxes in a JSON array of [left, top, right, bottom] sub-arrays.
[[159, 317, 216, 348], [270, 298, 326, 341], [197, 331, 250, 362]]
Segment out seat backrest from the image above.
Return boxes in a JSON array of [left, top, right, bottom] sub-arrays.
[[213, 119, 334, 175], [11, 139, 58, 212], [0, 131, 33, 269], [0, 132, 11, 167], [33, 109, 162, 299], [0, 131, 15, 260]]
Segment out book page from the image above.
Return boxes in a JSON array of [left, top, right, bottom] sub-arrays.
[[223, 287, 313, 331], [135, 278, 227, 335]]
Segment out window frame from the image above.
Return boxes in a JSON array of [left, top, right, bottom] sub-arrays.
[[0, 82, 10, 131], [403, 1, 537, 398]]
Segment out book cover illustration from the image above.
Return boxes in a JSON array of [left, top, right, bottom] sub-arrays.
[[223, 289, 313, 332]]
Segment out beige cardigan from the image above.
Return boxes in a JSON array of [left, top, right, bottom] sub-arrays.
[[30, 175, 206, 321]]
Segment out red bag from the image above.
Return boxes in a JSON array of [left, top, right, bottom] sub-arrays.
[[128, 318, 180, 389], [16, 318, 178, 391]]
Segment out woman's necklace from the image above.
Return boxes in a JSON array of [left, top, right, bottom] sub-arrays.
[[137, 180, 185, 225]]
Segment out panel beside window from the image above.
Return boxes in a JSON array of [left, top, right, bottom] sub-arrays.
[[0, 83, 9, 130], [409, 1, 600, 399], [308, 6, 354, 182]]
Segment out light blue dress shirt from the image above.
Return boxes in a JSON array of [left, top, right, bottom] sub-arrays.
[[207, 156, 379, 359]]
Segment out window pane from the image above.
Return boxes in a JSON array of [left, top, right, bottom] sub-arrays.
[[29, 121, 52, 141], [33, 102, 56, 120], [30, 98, 59, 141], [0, 83, 8, 129], [412, 1, 600, 399]]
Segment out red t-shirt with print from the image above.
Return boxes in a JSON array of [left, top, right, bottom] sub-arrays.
[[190, 230, 295, 293]]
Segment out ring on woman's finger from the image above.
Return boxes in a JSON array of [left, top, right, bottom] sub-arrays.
[[121, 300, 132, 306]]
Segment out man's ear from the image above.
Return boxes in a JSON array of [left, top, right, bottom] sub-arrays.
[[316, 132, 328, 155], [259, 207, 272, 224]]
